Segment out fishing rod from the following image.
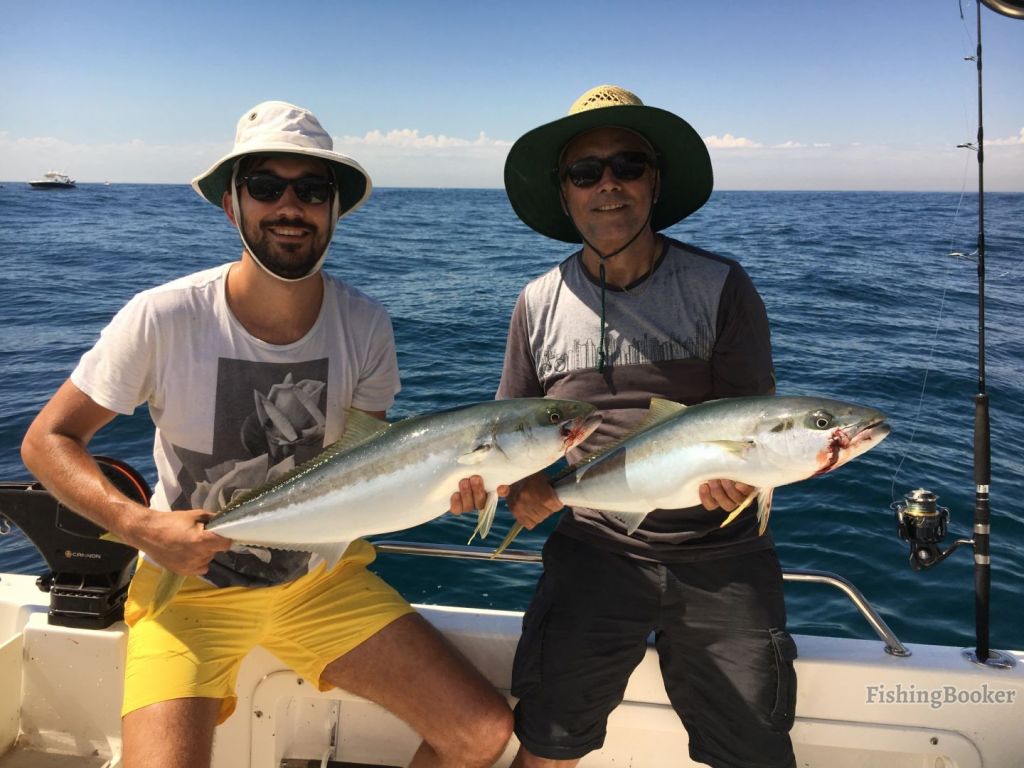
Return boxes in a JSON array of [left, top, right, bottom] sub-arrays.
[[893, 0, 1022, 669]]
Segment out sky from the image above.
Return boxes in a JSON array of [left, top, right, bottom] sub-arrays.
[[1, 0, 1022, 191]]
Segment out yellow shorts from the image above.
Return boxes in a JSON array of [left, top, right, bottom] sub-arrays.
[[122, 539, 414, 724]]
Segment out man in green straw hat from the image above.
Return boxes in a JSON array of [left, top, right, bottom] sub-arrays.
[[24, 100, 513, 768], [456, 85, 794, 767]]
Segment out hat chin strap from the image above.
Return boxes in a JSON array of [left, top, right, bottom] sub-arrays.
[[230, 164, 340, 283], [559, 173, 658, 264], [562, 179, 657, 373]]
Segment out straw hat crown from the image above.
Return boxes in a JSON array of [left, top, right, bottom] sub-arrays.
[[569, 85, 644, 113]]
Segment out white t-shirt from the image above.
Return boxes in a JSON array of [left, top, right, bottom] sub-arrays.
[[71, 263, 400, 586]]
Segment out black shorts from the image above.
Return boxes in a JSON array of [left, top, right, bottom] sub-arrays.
[[511, 532, 797, 767]]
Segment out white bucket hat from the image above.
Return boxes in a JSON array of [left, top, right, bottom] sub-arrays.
[[190, 101, 372, 281], [191, 100, 371, 216]]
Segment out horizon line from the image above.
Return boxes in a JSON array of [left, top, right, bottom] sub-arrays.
[[3, 182, 1023, 194]]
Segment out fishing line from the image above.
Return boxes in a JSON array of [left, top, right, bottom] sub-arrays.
[[888, 178, 971, 503], [888, 0, 1020, 500]]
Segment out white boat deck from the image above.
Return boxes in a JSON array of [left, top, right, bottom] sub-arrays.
[[2, 570, 1022, 768]]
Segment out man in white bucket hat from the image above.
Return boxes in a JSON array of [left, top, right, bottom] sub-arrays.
[[191, 100, 373, 283], [22, 101, 513, 768]]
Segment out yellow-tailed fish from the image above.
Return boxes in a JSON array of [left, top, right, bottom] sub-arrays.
[[141, 398, 600, 616], [493, 395, 889, 556]]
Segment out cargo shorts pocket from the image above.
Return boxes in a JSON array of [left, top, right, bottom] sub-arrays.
[[511, 574, 552, 699], [769, 628, 798, 730]]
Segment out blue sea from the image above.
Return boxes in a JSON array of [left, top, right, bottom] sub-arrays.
[[1, 183, 1021, 650]]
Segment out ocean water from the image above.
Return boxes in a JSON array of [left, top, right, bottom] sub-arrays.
[[0, 183, 1021, 650]]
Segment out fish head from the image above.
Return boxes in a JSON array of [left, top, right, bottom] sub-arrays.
[[737, 396, 890, 481], [810, 402, 891, 474], [492, 398, 602, 469], [757, 399, 892, 479]]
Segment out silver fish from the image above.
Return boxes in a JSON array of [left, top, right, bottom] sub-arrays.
[[494, 395, 889, 554], [147, 398, 601, 615]]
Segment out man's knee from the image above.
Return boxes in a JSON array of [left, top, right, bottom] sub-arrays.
[[122, 697, 221, 768], [436, 692, 514, 765]]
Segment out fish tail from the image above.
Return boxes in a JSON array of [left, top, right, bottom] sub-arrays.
[[491, 522, 525, 558], [149, 571, 186, 619]]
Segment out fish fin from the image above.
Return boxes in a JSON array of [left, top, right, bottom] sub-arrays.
[[99, 531, 123, 544], [707, 440, 756, 457], [756, 487, 775, 536], [264, 542, 351, 570], [457, 443, 492, 465], [467, 492, 498, 544], [719, 489, 758, 529], [605, 510, 649, 536], [550, 398, 688, 484], [219, 412, 391, 514], [491, 522, 525, 558], [310, 542, 351, 570], [337, 409, 392, 450], [149, 571, 186, 619], [646, 397, 687, 422]]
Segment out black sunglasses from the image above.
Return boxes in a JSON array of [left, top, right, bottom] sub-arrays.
[[239, 173, 335, 205], [560, 151, 656, 187]]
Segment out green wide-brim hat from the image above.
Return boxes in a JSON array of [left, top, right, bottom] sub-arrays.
[[504, 85, 713, 243], [191, 100, 371, 218]]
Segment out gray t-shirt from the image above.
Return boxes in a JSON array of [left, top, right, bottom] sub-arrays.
[[497, 237, 776, 562]]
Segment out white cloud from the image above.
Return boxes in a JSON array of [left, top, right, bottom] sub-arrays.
[[704, 133, 763, 149], [2, 128, 1021, 191], [332, 129, 512, 188], [0, 133, 224, 184], [705, 135, 831, 151], [0, 129, 513, 187], [692, 129, 1023, 191], [709, 140, 1024, 191], [987, 127, 1024, 147], [769, 141, 832, 150], [337, 129, 511, 150]]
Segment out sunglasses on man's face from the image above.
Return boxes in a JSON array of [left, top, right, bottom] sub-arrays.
[[240, 173, 335, 205], [560, 151, 656, 188]]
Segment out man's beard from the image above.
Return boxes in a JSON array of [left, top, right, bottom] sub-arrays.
[[243, 216, 329, 280]]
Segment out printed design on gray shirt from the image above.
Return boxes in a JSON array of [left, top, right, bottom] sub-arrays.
[[170, 357, 329, 587], [540, 325, 714, 375], [528, 246, 723, 386]]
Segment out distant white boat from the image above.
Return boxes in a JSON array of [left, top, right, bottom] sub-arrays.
[[28, 171, 76, 189]]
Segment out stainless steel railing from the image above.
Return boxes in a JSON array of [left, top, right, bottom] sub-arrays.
[[372, 540, 911, 657]]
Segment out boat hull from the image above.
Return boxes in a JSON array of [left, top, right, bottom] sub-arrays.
[[1, 570, 1022, 768]]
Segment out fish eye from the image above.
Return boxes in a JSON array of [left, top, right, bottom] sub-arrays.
[[547, 409, 563, 424], [810, 410, 833, 430]]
